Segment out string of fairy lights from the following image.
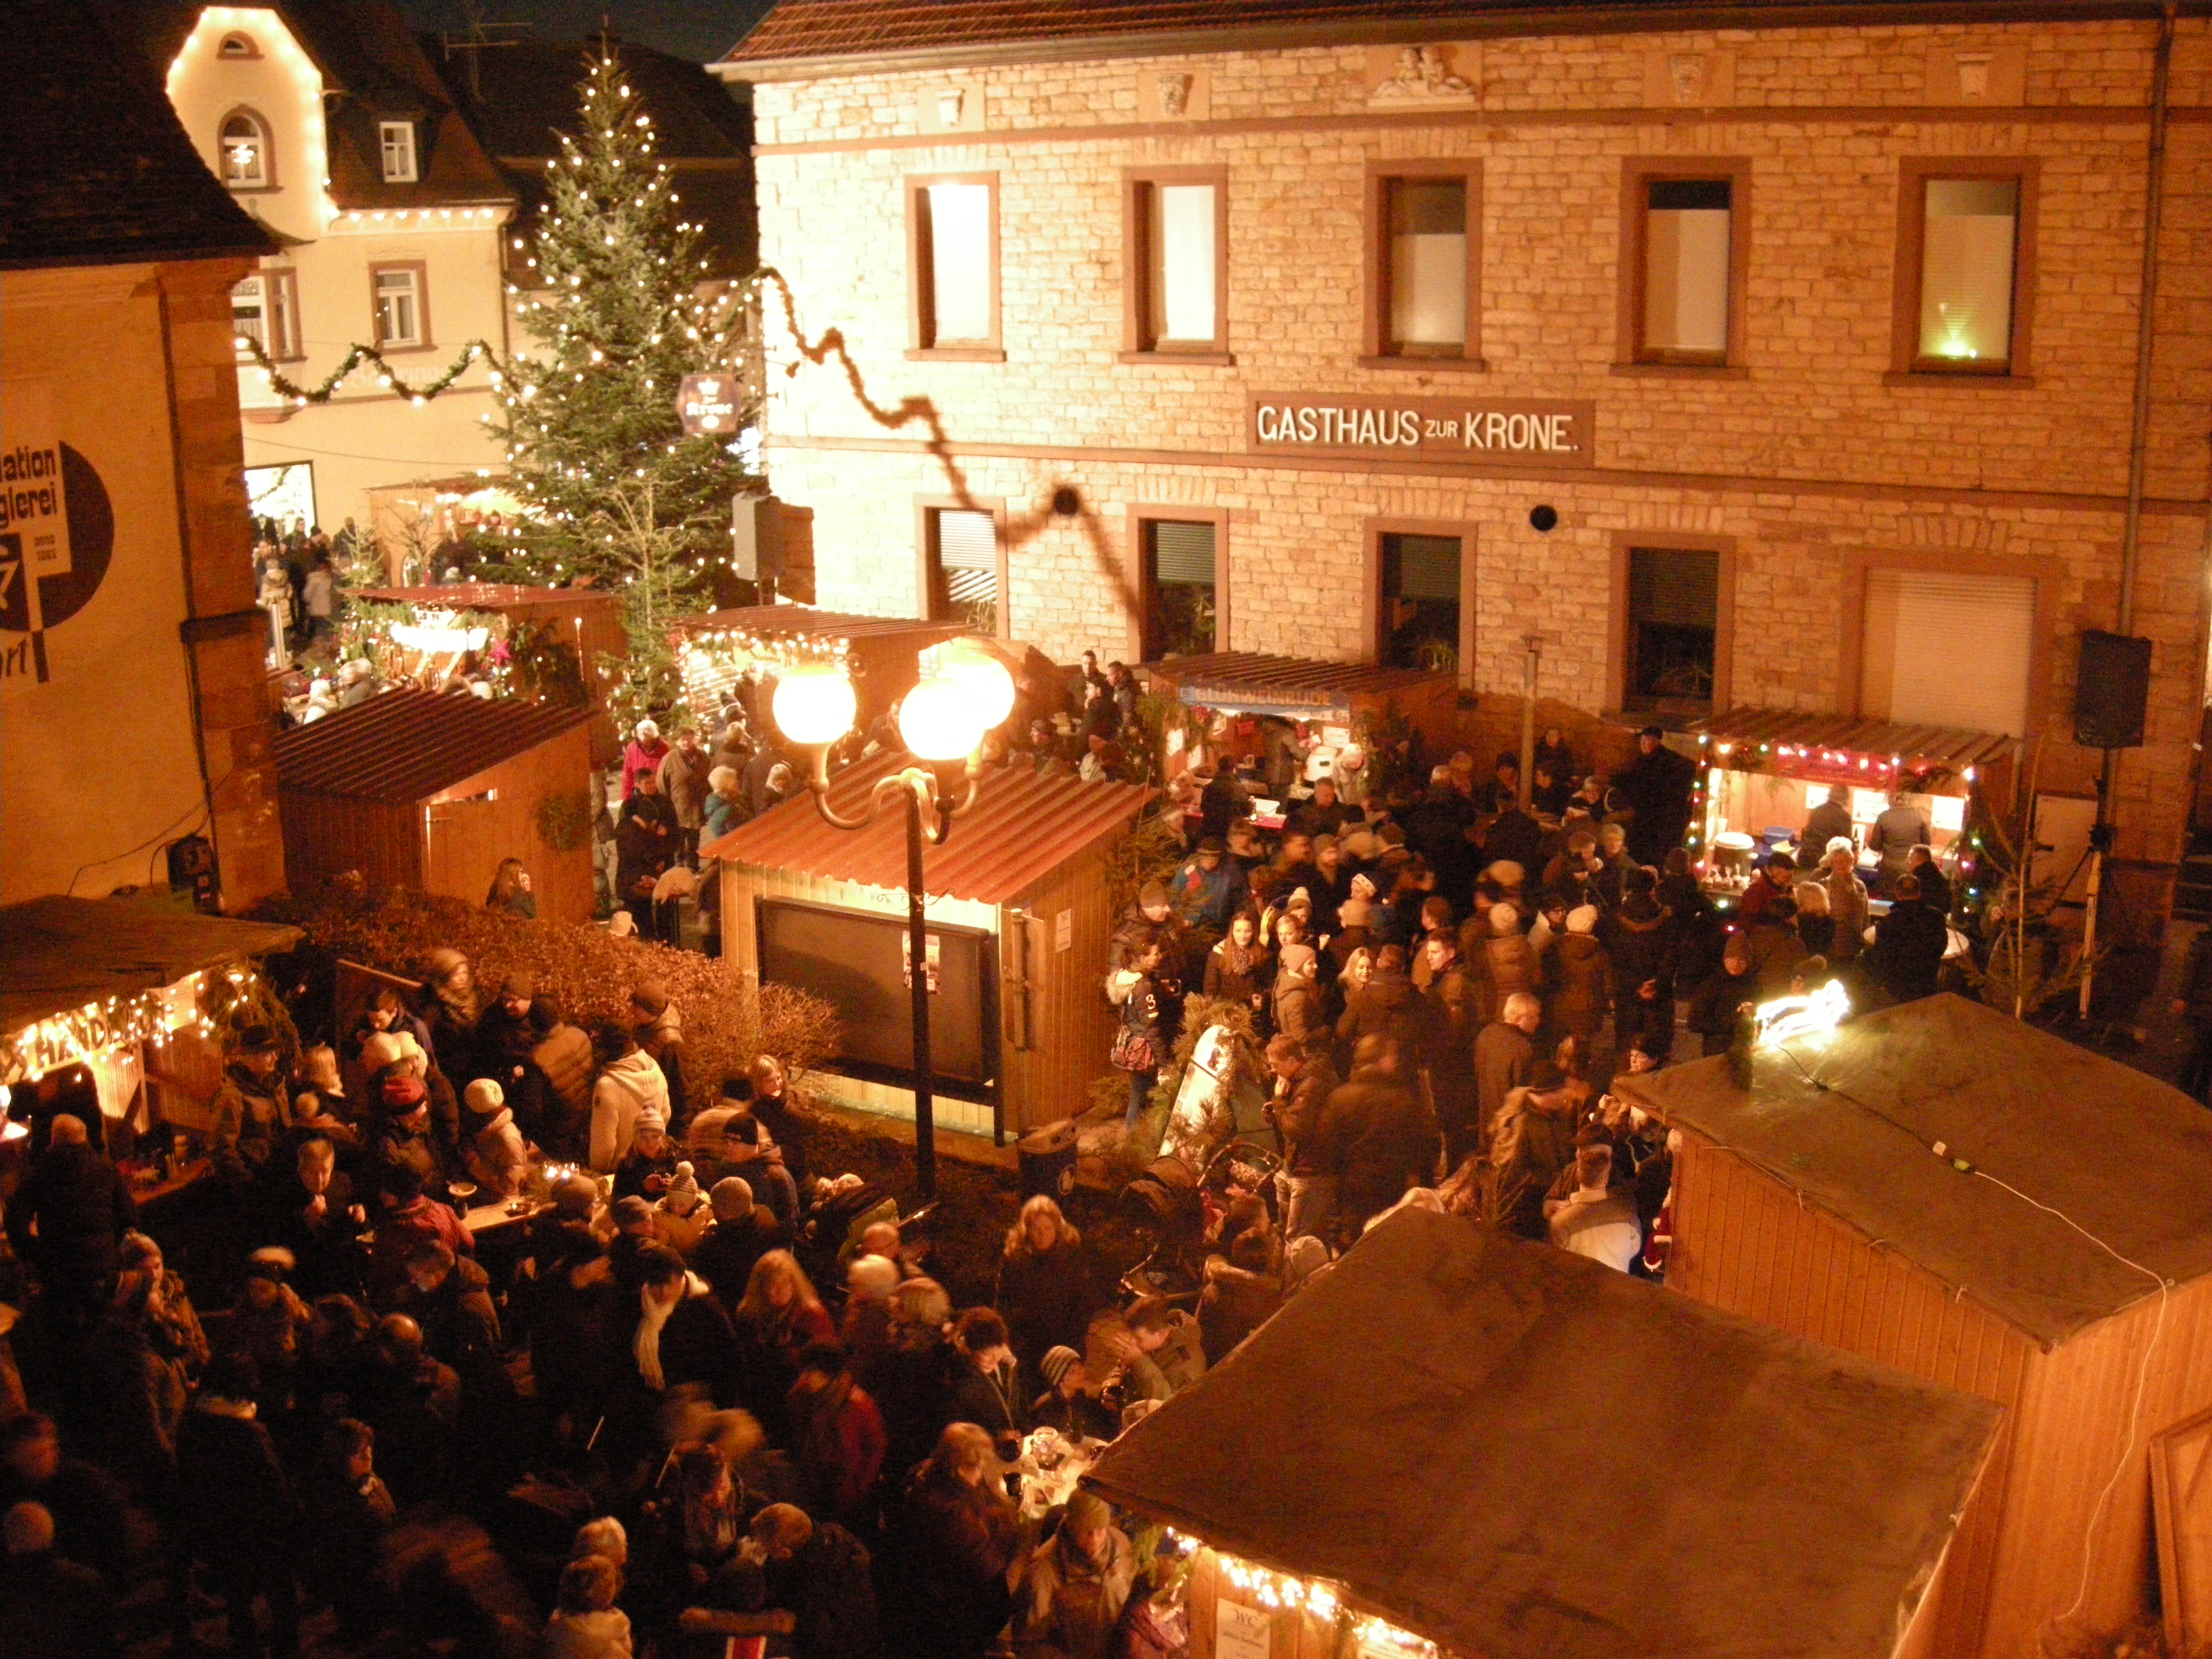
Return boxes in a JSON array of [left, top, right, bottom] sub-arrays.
[[0, 969, 250, 1088], [1173, 1535, 1440, 1658]]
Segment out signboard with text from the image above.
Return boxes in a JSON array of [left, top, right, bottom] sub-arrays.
[[1248, 392, 1596, 467], [678, 373, 740, 436]]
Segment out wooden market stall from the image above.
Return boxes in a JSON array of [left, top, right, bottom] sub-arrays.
[[0, 895, 301, 1156], [1140, 652, 1458, 790], [273, 689, 598, 924], [1659, 706, 2013, 898], [1616, 994, 2212, 1659], [1084, 1208, 2001, 1659], [354, 582, 628, 708], [705, 754, 1153, 1139], [670, 605, 970, 731]]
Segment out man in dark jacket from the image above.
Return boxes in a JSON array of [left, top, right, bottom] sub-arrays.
[[1612, 726, 1698, 867], [1335, 945, 1425, 1054], [5, 1116, 134, 1314], [1906, 844, 1952, 918], [1601, 871, 1677, 1056], [1418, 933, 1481, 1166], [1267, 1036, 1343, 1243], [354, 1315, 459, 1509], [173, 1353, 298, 1657], [1865, 874, 1948, 1003], [1329, 1036, 1436, 1232], [1473, 993, 1540, 1158]]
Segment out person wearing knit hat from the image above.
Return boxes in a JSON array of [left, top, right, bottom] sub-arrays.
[[462, 1079, 530, 1199], [1566, 904, 1599, 935], [1019, 1484, 1134, 1654], [1488, 901, 1519, 936], [1271, 942, 1323, 1045], [613, 1102, 678, 1202], [654, 1162, 710, 1254], [692, 1176, 781, 1308], [358, 1029, 427, 1080], [628, 983, 688, 1128]]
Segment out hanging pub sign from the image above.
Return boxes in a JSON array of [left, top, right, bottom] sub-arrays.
[[1248, 392, 1595, 467], [677, 373, 740, 436]]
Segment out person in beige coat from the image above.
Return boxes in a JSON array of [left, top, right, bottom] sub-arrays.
[[1815, 837, 1871, 965]]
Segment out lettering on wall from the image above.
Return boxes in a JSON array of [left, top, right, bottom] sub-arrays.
[[0, 381, 115, 684], [1248, 394, 1596, 468]]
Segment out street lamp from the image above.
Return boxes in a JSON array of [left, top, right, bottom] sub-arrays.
[[769, 646, 1016, 1197]]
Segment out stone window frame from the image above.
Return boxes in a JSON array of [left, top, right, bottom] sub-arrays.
[[1124, 504, 1231, 661], [234, 266, 302, 363], [1361, 159, 1486, 373], [1614, 156, 1753, 378], [1361, 516, 1480, 684], [1887, 157, 2040, 387], [914, 492, 1011, 639], [369, 260, 432, 354], [905, 171, 1005, 363], [1606, 531, 1738, 718], [1837, 547, 2063, 732], [1120, 165, 1233, 366], [219, 106, 278, 193]]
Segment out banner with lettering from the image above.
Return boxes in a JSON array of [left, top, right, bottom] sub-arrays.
[[1248, 393, 1596, 467]]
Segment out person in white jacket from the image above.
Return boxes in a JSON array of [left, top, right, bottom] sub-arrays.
[[588, 1023, 670, 1173]]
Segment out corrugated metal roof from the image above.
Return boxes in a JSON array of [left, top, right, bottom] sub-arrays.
[[673, 605, 973, 646], [272, 689, 596, 804], [1149, 651, 1449, 708], [1676, 706, 2016, 768], [702, 754, 1153, 905]]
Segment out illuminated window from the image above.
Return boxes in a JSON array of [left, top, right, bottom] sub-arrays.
[[1380, 177, 1467, 354], [1639, 178, 1732, 362], [924, 508, 1000, 632], [372, 265, 426, 348], [380, 121, 418, 184], [1915, 177, 2020, 371], [233, 270, 300, 361], [1126, 169, 1228, 358], [220, 112, 268, 188], [908, 176, 997, 352]]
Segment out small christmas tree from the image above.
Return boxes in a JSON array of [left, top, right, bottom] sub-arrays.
[[492, 51, 757, 686]]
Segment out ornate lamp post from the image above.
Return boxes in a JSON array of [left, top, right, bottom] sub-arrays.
[[769, 640, 1015, 1198]]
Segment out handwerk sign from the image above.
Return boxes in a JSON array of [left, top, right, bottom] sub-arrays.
[[1248, 394, 1596, 467]]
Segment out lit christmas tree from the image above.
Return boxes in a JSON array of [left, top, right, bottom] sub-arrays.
[[491, 52, 757, 703]]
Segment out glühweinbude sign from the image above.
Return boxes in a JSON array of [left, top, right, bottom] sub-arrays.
[[1248, 394, 1595, 467]]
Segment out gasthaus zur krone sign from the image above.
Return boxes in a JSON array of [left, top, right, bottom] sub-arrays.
[[1248, 393, 1596, 466]]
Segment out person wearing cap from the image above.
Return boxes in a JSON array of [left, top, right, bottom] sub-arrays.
[[628, 981, 688, 1123], [1015, 1486, 1135, 1659], [371, 1073, 448, 1200], [1465, 901, 1539, 1027], [1270, 942, 1323, 1044], [588, 1021, 670, 1174], [1027, 1345, 1117, 1442], [462, 1079, 530, 1200], [474, 971, 542, 1109], [1170, 835, 1248, 933], [1549, 905, 1612, 1050], [1738, 848, 1798, 925], [1686, 931, 1759, 1056], [654, 1162, 712, 1256], [621, 716, 670, 802], [210, 1023, 289, 1189], [613, 1103, 680, 1203], [693, 1179, 783, 1311], [1613, 724, 1697, 866], [419, 947, 483, 1098], [224, 1247, 313, 1395]]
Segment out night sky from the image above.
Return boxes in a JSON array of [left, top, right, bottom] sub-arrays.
[[395, 0, 779, 64]]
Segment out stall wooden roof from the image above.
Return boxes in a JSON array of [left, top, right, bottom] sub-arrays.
[[1, 897, 302, 1031], [1670, 705, 2015, 768], [272, 689, 596, 805], [1614, 994, 2212, 1347], [1084, 1209, 2001, 1659], [1146, 651, 1446, 710], [671, 605, 972, 648], [702, 754, 1152, 905], [354, 583, 621, 616]]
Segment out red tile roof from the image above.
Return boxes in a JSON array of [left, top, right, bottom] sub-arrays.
[[702, 753, 1153, 905], [720, 0, 1979, 70], [272, 688, 596, 804]]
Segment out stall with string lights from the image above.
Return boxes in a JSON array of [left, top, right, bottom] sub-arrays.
[[0, 897, 303, 1160], [347, 582, 626, 708], [1664, 707, 2013, 903], [669, 605, 970, 733], [1082, 1206, 2000, 1659]]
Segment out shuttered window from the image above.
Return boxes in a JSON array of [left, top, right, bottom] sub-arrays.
[[1917, 178, 2018, 371], [1860, 569, 2034, 735], [926, 508, 999, 630], [1641, 178, 1732, 361], [1380, 532, 1462, 674], [1142, 518, 1216, 657], [1624, 547, 1719, 712], [1385, 178, 1467, 353]]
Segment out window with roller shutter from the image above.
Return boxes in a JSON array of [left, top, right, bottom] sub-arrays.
[[1624, 547, 1719, 714], [1141, 519, 1216, 659], [1379, 532, 1462, 673], [926, 508, 999, 632], [1859, 569, 2034, 736]]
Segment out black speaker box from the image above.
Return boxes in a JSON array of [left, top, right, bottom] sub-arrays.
[[2074, 630, 2151, 749]]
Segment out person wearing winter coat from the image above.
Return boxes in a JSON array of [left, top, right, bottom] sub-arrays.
[[1547, 906, 1611, 1045], [299, 1418, 395, 1642], [5, 1115, 136, 1313], [621, 718, 670, 802], [419, 947, 483, 1099], [1485, 1082, 1580, 1242], [1265, 1036, 1344, 1243], [1334, 945, 1424, 1055], [1417, 931, 1480, 1166], [546, 1553, 633, 1659], [613, 1105, 682, 1201], [171, 1353, 298, 1658], [1742, 898, 1809, 1000], [210, 1023, 291, 1189], [787, 1341, 886, 1532], [1473, 994, 1540, 1153], [630, 1246, 739, 1406], [1084, 1297, 1206, 1407], [1107, 943, 1169, 1132], [1464, 903, 1540, 1025], [530, 996, 596, 1160], [948, 1307, 1029, 1450], [886, 1424, 1020, 1659], [462, 1079, 530, 1198], [657, 726, 713, 864], [1202, 911, 1272, 1024], [1686, 936, 1759, 1057], [1864, 874, 1949, 1004], [1197, 1198, 1282, 1365], [1269, 943, 1324, 1045], [1599, 872, 1675, 1057], [1016, 1490, 1137, 1659], [1330, 1035, 1437, 1231], [589, 1023, 671, 1172], [996, 1195, 1095, 1382], [1028, 1347, 1120, 1442], [1815, 838, 1872, 966]]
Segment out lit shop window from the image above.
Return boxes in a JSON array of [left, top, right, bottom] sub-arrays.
[[1915, 177, 2020, 371]]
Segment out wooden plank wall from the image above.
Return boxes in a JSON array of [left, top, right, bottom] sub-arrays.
[[1980, 1277, 2212, 1657], [425, 727, 594, 924], [1668, 1134, 2033, 1659], [279, 790, 422, 896], [1000, 842, 1120, 1134]]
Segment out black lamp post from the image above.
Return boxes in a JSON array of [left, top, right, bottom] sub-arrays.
[[768, 651, 1012, 1198]]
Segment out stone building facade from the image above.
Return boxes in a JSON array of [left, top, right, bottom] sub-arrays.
[[720, 1, 2212, 868]]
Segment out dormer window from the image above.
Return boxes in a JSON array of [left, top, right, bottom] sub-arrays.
[[380, 121, 418, 184], [220, 111, 270, 188], [218, 31, 260, 58]]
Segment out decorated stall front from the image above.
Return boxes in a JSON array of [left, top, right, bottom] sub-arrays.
[[274, 689, 600, 924], [1140, 653, 1458, 801], [346, 582, 626, 708], [670, 605, 970, 733], [1659, 707, 2011, 901], [705, 754, 1152, 1139], [1083, 1208, 2000, 1659], [1616, 994, 2212, 1659], [0, 896, 302, 1164]]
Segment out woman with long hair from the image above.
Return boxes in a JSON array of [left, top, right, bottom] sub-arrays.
[[485, 857, 537, 918], [886, 1422, 1019, 1659], [734, 1248, 835, 1434], [995, 1195, 1094, 1384]]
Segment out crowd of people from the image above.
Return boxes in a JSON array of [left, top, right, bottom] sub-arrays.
[[1101, 722, 1962, 1277], [0, 924, 1212, 1659]]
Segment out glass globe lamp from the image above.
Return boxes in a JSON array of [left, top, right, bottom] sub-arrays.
[[771, 663, 857, 746], [935, 639, 1017, 731], [898, 675, 987, 762]]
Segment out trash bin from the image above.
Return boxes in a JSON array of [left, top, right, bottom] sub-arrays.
[[1017, 1118, 1080, 1200]]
